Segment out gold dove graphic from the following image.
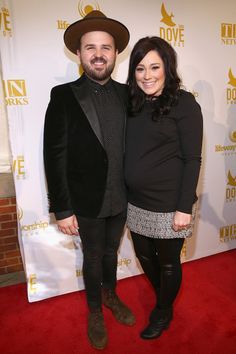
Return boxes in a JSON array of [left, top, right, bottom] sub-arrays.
[[227, 170, 236, 186], [160, 3, 176, 27], [228, 68, 236, 87]]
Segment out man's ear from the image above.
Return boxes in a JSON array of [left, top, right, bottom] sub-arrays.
[[77, 49, 81, 61]]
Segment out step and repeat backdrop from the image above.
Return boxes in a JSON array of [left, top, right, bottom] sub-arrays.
[[0, 0, 235, 302]]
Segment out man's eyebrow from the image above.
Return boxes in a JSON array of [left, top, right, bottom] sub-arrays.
[[83, 44, 113, 48]]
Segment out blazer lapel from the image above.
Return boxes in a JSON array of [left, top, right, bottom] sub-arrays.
[[71, 79, 104, 148]]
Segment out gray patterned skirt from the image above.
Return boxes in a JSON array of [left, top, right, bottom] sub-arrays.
[[127, 202, 197, 239]]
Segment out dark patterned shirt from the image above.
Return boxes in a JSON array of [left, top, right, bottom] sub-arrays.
[[87, 77, 127, 217]]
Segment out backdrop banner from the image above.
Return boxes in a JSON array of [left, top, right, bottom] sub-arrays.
[[0, 0, 235, 302]]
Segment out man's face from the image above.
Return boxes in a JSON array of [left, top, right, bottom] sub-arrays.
[[77, 31, 118, 84]]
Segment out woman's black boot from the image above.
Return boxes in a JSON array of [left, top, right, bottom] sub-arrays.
[[141, 307, 173, 340]]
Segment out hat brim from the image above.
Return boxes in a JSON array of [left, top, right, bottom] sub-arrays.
[[64, 17, 129, 54]]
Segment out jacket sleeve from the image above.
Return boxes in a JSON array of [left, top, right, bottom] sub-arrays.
[[43, 86, 72, 213], [176, 92, 203, 213]]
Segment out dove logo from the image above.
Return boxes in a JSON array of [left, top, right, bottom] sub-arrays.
[[227, 171, 236, 187], [12, 155, 26, 179], [226, 170, 236, 202], [159, 3, 184, 47], [0, 7, 12, 37], [2, 79, 29, 105], [220, 224, 236, 243], [221, 23, 236, 45], [226, 69, 236, 104], [160, 3, 176, 27], [228, 69, 236, 88]]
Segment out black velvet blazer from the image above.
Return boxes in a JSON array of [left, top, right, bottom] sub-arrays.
[[43, 74, 128, 217]]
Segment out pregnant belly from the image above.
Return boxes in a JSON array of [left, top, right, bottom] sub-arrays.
[[125, 158, 183, 192]]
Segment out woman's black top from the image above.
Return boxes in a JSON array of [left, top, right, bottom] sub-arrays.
[[125, 89, 203, 214]]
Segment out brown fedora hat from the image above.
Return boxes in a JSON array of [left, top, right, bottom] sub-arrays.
[[64, 10, 129, 54]]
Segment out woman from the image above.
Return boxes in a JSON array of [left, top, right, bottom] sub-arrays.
[[125, 36, 203, 340]]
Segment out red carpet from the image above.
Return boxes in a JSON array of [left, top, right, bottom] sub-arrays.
[[1, 249, 236, 354]]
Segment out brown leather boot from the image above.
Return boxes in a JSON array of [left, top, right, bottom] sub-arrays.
[[88, 310, 108, 350], [102, 288, 135, 326]]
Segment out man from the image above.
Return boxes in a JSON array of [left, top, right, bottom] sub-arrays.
[[43, 10, 135, 350]]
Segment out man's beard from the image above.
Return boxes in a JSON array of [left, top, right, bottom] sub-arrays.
[[80, 57, 115, 82]]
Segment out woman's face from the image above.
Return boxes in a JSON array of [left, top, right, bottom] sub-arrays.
[[135, 50, 165, 97]]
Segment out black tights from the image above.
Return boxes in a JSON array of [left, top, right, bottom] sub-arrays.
[[131, 232, 184, 309]]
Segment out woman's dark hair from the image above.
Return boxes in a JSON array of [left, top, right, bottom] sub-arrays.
[[127, 36, 181, 119]]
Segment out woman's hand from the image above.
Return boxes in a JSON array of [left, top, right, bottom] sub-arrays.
[[172, 210, 191, 232], [56, 215, 79, 236]]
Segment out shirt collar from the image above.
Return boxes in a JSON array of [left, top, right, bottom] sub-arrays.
[[85, 74, 113, 92]]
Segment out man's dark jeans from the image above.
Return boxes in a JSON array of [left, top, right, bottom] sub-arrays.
[[76, 211, 126, 310]]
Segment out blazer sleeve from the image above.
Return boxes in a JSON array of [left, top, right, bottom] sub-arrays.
[[43, 86, 72, 213]]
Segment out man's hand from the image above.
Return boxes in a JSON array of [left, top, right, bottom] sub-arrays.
[[56, 215, 79, 236], [172, 211, 191, 232]]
